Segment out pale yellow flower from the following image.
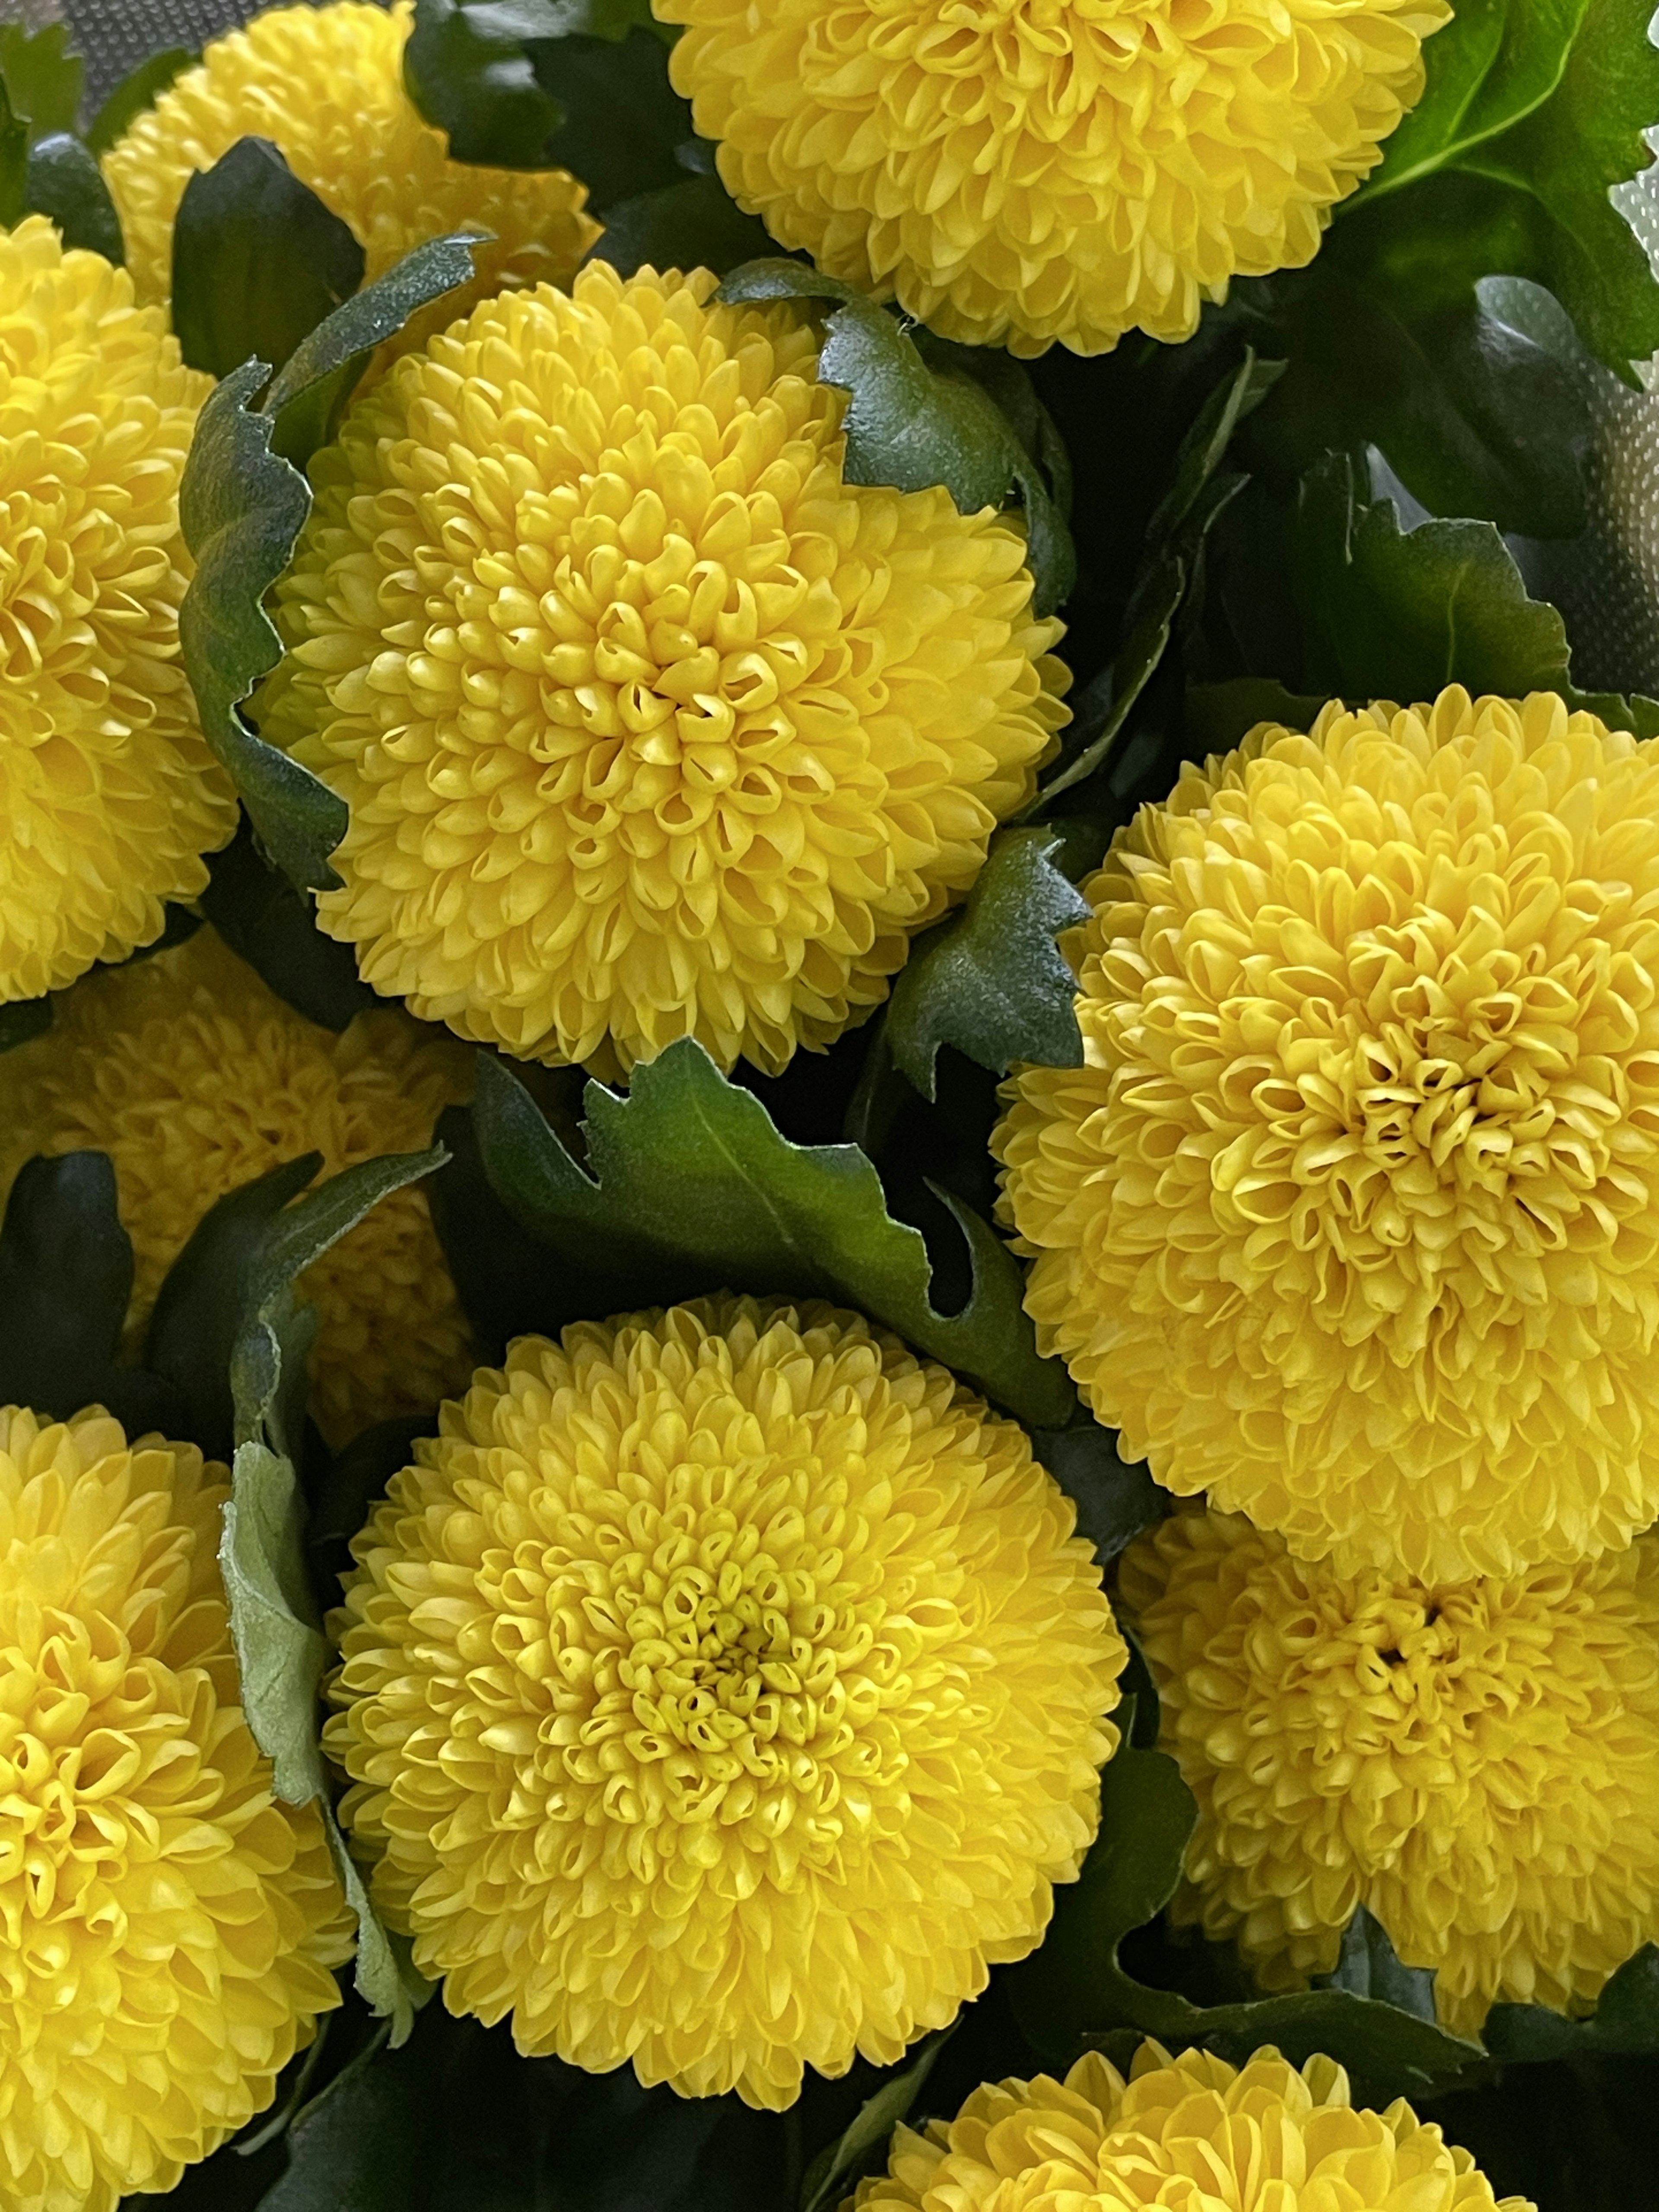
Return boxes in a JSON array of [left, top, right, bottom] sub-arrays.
[[258, 261, 1069, 1076], [850, 2041, 1531, 2212], [0, 1405, 351, 2212], [997, 689, 1659, 1582], [1121, 1508, 1659, 2034], [325, 1296, 1125, 2108], [657, 0, 1450, 356], [0, 928, 474, 1446], [0, 216, 234, 1004]]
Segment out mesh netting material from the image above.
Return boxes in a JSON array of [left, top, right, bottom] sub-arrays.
[[5, 0, 1659, 689]]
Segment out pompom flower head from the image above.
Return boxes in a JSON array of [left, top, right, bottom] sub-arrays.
[[0, 216, 234, 1004], [850, 2041, 1531, 2212], [1120, 1509, 1659, 2034], [103, 0, 597, 319], [997, 688, 1659, 1581], [0, 927, 474, 1445], [325, 1295, 1124, 2108], [0, 1405, 351, 2212], [257, 260, 1069, 1076], [657, 0, 1450, 356]]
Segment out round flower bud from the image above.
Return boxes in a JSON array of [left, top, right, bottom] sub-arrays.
[[0, 927, 474, 1446], [1121, 1509, 1659, 2034], [0, 216, 235, 1004], [102, 0, 597, 320], [849, 2041, 1531, 2212], [325, 1296, 1125, 2108], [256, 260, 1070, 1077], [997, 688, 1659, 1582], [0, 1405, 352, 2212], [656, 0, 1450, 357]]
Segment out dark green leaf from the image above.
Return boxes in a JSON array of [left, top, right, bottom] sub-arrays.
[[1029, 1423, 1170, 1566], [201, 822, 378, 1033], [719, 259, 1076, 615], [0, 22, 82, 143], [886, 828, 1088, 1100], [178, 360, 348, 891], [799, 2033, 953, 2212], [1485, 1948, 1659, 2061], [308, 1414, 432, 1609], [255, 2018, 436, 2212], [172, 137, 365, 384], [264, 230, 483, 470], [1292, 451, 1573, 699], [427, 1097, 587, 1358], [24, 133, 123, 262], [474, 1039, 1074, 1426], [0, 1154, 179, 1437], [85, 45, 198, 156], [1318, 1906, 1440, 2022], [0, 994, 51, 1056], [588, 171, 775, 280], [527, 27, 691, 209], [0, 80, 27, 228], [1185, 677, 1330, 754], [1010, 1746, 1482, 2099]]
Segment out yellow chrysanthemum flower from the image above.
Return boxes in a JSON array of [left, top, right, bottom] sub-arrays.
[[849, 2041, 1531, 2212], [0, 927, 474, 1446], [1120, 1509, 1659, 2034], [656, 0, 1450, 357], [257, 260, 1069, 1077], [325, 1295, 1125, 2108], [0, 1404, 352, 2212], [103, 0, 597, 322], [0, 216, 235, 1006], [997, 688, 1659, 1583]]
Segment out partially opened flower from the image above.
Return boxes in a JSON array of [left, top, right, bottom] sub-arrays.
[[657, 0, 1450, 356], [0, 1405, 352, 2212], [325, 1296, 1124, 2108], [0, 927, 474, 1445], [0, 216, 235, 1004], [849, 2041, 1531, 2212], [1120, 1508, 1659, 2033], [103, 0, 597, 319], [258, 260, 1068, 1076], [997, 689, 1659, 1582]]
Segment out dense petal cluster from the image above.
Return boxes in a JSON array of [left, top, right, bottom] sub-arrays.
[[0, 1405, 351, 2212], [0, 216, 234, 1004], [850, 2041, 1531, 2211], [658, 0, 1450, 356], [103, 0, 597, 323], [325, 1296, 1124, 2107], [0, 928, 474, 1445], [257, 261, 1068, 1076], [1121, 1509, 1659, 2032], [997, 689, 1659, 1582]]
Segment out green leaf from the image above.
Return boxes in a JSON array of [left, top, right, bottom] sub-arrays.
[[718, 259, 1077, 616], [1318, 1906, 1440, 2022], [526, 26, 691, 209], [473, 1039, 1075, 1426], [1010, 1746, 1483, 2100], [24, 133, 123, 262], [172, 136, 365, 384], [0, 1153, 180, 1438], [885, 828, 1088, 1100], [0, 994, 51, 1055], [201, 823, 378, 1033], [264, 229, 483, 469], [0, 79, 27, 228], [1292, 451, 1573, 700], [0, 22, 82, 143], [179, 360, 347, 891], [1484, 1947, 1659, 2061], [85, 45, 198, 156], [588, 171, 775, 281], [221, 1438, 331, 1805], [1184, 677, 1330, 756], [799, 2032, 954, 2212], [1029, 1423, 1170, 1566], [254, 2010, 435, 2211]]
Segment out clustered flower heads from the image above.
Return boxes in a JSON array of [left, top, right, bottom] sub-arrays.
[[0, 1406, 351, 2212], [0, 216, 235, 1005], [658, 0, 1451, 356], [103, 0, 597, 323], [849, 2041, 1532, 2212], [1122, 1508, 1659, 2032], [0, 927, 475, 1444], [259, 260, 1070, 1077], [325, 1296, 1125, 2107], [999, 687, 1659, 1584]]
